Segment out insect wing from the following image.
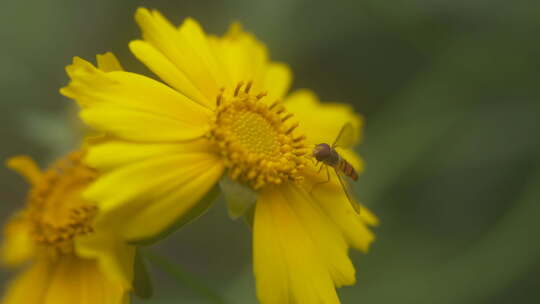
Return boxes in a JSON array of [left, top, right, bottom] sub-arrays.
[[332, 122, 357, 149], [334, 168, 361, 214]]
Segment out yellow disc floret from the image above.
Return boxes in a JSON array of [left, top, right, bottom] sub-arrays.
[[26, 151, 97, 256], [209, 82, 309, 189]]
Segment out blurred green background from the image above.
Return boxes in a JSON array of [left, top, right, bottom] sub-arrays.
[[1, 0, 539, 303]]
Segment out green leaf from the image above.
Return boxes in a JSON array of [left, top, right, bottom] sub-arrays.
[[129, 182, 222, 246], [219, 175, 258, 220], [133, 248, 153, 299], [242, 204, 256, 230]]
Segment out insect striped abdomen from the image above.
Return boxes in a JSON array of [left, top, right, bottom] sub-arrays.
[[339, 158, 358, 181]]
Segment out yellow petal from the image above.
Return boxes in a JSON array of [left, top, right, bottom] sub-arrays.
[[177, 18, 227, 90], [80, 104, 206, 142], [75, 231, 135, 289], [129, 40, 208, 106], [5, 156, 42, 186], [85, 152, 224, 241], [253, 192, 290, 304], [86, 138, 212, 171], [358, 204, 380, 227], [63, 57, 98, 93], [96, 52, 124, 72], [262, 63, 293, 103], [86, 151, 215, 212], [1, 213, 35, 267], [281, 184, 356, 287], [210, 23, 268, 91], [134, 8, 222, 106], [62, 56, 212, 117], [120, 154, 224, 241], [305, 168, 376, 252], [61, 57, 211, 141], [284, 89, 363, 146], [253, 183, 355, 304], [286, 90, 375, 243], [42, 256, 128, 304], [1, 259, 53, 304]]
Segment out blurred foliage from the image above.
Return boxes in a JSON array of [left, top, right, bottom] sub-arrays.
[[1, 0, 539, 303]]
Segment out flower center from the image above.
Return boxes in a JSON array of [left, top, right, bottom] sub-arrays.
[[27, 151, 98, 255], [208, 82, 309, 189]]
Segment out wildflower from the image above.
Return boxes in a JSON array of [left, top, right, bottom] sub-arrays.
[[1, 154, 134, 302], [61, 7, 378, 304]]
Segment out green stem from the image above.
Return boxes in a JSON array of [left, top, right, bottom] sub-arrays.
[[144, 250, 227, 304]]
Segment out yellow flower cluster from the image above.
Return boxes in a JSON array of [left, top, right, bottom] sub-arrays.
[[2, 7, 377, 304], [2, 152, 133, 304]]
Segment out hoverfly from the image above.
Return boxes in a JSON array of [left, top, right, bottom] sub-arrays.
[[312, 122, 361, 213]]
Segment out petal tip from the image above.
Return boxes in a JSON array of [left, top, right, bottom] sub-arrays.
[[96, 52, 123, 72], [6, 156, 42, 185], [134, 7, 153, 27]]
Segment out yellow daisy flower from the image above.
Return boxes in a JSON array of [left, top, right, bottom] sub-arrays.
[[1, 150, 135, 304], [61, 7, 378, 304]]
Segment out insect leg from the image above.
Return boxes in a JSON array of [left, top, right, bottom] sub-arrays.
[[325, 165, 330, 183], [309, 165, 332, 195], [317, 162, 325, 174]]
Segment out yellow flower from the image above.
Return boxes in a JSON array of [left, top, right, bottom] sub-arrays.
[[61, 7, 378, 304], [1, 150, 135, 304]]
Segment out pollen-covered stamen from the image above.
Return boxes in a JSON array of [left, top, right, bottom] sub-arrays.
[[209, 82, 308, 189], [256, 92, 268, 99], [281, 113, 294, 122], [27, 151, 98, 255]]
